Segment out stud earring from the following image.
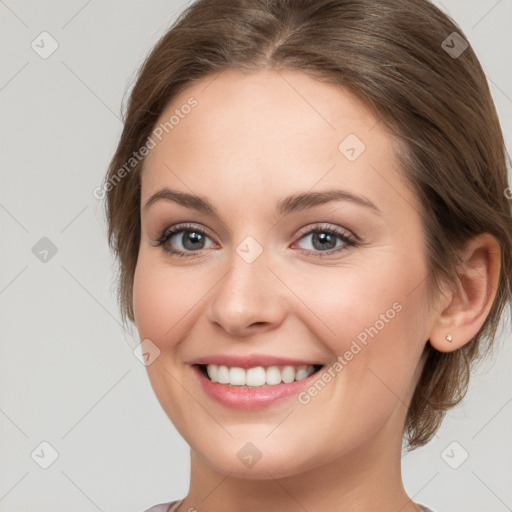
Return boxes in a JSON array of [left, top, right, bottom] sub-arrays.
[[446, 333, 453, 342]]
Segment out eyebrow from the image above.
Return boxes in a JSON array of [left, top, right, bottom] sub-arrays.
[[143, 187, 381, 217]]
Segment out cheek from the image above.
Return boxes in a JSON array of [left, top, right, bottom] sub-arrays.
[[301, 255, 428, 386], [288, 266, 427, 447], [132, 254, 196, 347]]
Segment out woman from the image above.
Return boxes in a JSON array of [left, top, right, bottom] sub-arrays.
[[101, 0, 512, 510]]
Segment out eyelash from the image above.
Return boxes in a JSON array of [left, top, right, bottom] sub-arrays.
[[153, 222, 357, 258]]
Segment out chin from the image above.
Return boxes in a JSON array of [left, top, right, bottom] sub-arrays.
[[191, 437, 328, 480]]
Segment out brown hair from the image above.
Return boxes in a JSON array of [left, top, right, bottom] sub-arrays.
[[103, 0, 512, 449]]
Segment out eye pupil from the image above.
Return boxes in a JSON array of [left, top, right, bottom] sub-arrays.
[[313, 232, 336, 251], [160, 225, 352, 257], [182, 231, 205, 250]]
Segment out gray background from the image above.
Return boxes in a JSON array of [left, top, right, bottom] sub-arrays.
[[0, 1, 511, 511]]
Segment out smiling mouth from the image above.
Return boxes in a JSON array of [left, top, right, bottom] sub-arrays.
[[196, 363, 324, 387]]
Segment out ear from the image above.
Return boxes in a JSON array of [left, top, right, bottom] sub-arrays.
[[428, 233, 501, 353]]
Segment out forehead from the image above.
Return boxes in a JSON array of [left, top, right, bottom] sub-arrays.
[[140, 69, 417, 219], [144, 68, 381, 163]]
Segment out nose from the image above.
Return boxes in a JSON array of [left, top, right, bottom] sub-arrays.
[[205, 248, 287, 338]]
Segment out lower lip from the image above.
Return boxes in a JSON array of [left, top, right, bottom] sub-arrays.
[[192, 365, 322, 410]]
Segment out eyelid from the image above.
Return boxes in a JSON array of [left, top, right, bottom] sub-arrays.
[[155, 222, 217, 247], [291, 222, 357, 254], [294, 222, 355, 241], [151, 223, 214, 259], [154, 221, 357, 257]]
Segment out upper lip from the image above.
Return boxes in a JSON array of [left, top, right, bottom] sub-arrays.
[[189, 354, 323, 369]]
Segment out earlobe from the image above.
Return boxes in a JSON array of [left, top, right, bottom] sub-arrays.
[[428, 233, 501, 353]]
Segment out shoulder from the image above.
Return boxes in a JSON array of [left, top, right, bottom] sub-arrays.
[[143, 501, 436, 512], [142, 501, 178, 512]]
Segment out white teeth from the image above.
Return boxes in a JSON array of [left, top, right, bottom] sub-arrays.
[[229, 367, 246, 386], [204, 364, 317, 387], [295, 366, 311, 381], [246, 366, 266, 386], [206, 364, 218, 383], [266, 366, 282, 385], [281, 365, 296, 383], [216, 365, 229, 384]]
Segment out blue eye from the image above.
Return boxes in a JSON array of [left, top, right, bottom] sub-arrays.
[[293, 225, 357, 255], [154, 223, 215, 257], [154, 223, 357, 258]]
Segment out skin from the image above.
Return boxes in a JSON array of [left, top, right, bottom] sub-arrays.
[[132, 69, 500, 512]]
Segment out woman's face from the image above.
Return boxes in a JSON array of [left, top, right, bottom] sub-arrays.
[[133, 69, 435, 478]]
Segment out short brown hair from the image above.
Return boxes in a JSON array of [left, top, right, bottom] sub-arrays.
[[103, 0, 512, 449]]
